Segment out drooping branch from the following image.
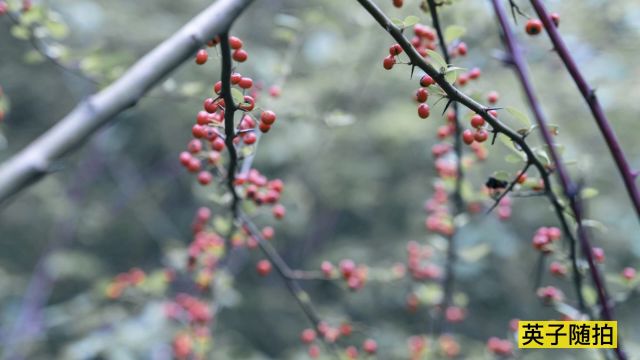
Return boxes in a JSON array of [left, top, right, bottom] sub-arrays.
[[528, 0, 640, 219], [491, 1, 624, 359], [0, 0, 255, 206], [425, 0, 464, 333]]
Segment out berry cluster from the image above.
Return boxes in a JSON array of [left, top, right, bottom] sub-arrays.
[[524, 13, 560, 36], [300, 322, 377, 359], [486, 336, 514, 356], [165, 294, 214, 359], [423, 183, 454, 237], [104, 267, 147, 299], [531, 226, 562, 252]]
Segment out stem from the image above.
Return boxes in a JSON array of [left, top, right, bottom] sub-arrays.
[[491, 1, 623, 358], [528, 0, 640, 220]]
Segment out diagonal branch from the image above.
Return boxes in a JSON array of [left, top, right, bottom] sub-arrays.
[[0, 0, 255, 206], [528, 0, 640, 220], [491, 1, 623, 358]]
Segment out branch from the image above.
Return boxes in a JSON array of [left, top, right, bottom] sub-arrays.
[[491, 1, 624, 359], [218, 33, 240, 218], [528, 0, 640, 220], [0, 0, 255, 206], [425, 0, 464, 334], [485, 161, 531, 214]]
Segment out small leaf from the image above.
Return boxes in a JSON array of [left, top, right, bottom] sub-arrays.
[[493, 171, 510, 181], [581, 187, 599, 199], [230, 88, 244, 105], [46, 19, 69, 40], [505, 153, 525, 163], [505, 106, 531, 127], [391, 18, 404, 28], [10, 25, 30, 40], [444, 25, 466, 43], [425, 49, 447, 70], [403, 15, 420, 27], [459, 243, 491, 262], [582, 219, 607, 233], [535, 148, 550, 165]]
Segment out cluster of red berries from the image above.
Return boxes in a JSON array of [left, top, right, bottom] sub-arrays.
[[301, 322, 377, 358], [486, 336, 514, 356], [438, 335, 461, 358], [317, 259, 369, 291], [237, 169, 286, 216], [525, 13, 560, 36], [0, 0, 31, 14], [382, 23, 439, 71], [423, 183, 454, 237], [406, 240, 442, 281], [166, 294, 214, 359], [195, 35, 248, 65], [407, 335, 428, 359], [495, 195, 512, 220], [531, 226, 562, 252], [104, 267, 147, 299], [461, 110, 495, 146], [549, 261, 568, 277], [456, 67, 482, 87]]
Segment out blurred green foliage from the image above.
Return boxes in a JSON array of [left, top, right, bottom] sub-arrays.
[[1, 0, 640, 358]]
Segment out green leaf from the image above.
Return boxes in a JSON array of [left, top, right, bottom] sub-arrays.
[[444, 66, 465, 84], [45, 19, 69, 40], [425, 49, 447, 71], [505, 107, 531, 127], [403, 15, 420, 27], [23, 50, 45, 64], [582, 219, 607, 233], [498, 134, 522, 154], [535, 148, 550, 165], [459, 243, 490, 262], [581, 187, 599, 199], [493, 171, 511, 181], [444, 25, 466, 43], [505, 153, 525, 163], [391, 18, 404, 28], [10, 25, 30, 40], [231, 88, 244, 105]]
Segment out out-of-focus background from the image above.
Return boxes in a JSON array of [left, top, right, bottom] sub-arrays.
[[1, 0, 640, 358]]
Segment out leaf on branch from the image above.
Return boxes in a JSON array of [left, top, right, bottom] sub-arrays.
[[505, 106, 531, 128], [493, 171, 511, 181], [580, 187, 599, 199], [505, 153, 525, 164], [403, 15, 420, 28], [444, 25, 466, 43], [582, 219, 607, 233], [534, 148, 550, 166], [459, 243, 491, 262], [10, 25, 30, 40], [425, 49, 447, 71], [444, 66, 465, 84], [391, 18, 404, 28], [231, 88, 244, 106]]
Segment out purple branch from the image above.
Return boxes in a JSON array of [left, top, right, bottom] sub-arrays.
[[491, 1, 625, 359], [528, 0, 640, 219]]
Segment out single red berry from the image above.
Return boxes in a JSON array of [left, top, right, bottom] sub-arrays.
[[392, 0, 403, 8], [203, 98, 217, 113], [549, 261, 567, 277], [188, 139, 202, 154], [474, 129, 489, 142], [239, 95, 255, 111], [437, 126, 449, 139], [525, 19, 543, 35], [238, 77, 253, 89], [273, 204, 286, 219], [212, 137, 225, 151], [0, 2, 7, 15], [243, 132, 257, 145], [339, 323, 353, 337], [346, 346, 359, 358], [229, 36, 243, 49], [420, 74, 434, 87], [187, 158, 201, 172], [383, 55, 395, 70], [623, 267, 636, 280], [363, 339, 378, 354], [259, 122, 271, 133], [214, 81, 222, 94], [468, 67, 481, 80], [179, 151, 192, 166], [197, 171, 213, 185], [389, 44, 403, 56], [192, 124, 206, 138], [415, 88, 429, 103], [462, 129, 474, 145], [592, 247, 605, 263], [456, 42, 468, 56], [457, 73, 469, 86], [321, 261, 334, 278], [339, 259, 356, 279], [230, 72, 242, 84], [261, 110, 277, 125], [516, 171, 527, 184], [488, 109, 498, 118], [417, 104, 430, 119], [233, 49, 248, 62], [550, 13, 560, 27], [196, 111, 211, 125], [256, 260, 272, 276], [261, 226, 275, 240], [300, 329, 316, 344], [470, 114, 485, 128], [269, 85, 281, 97], [195, 49, 208, 65], [308, 345, 320, 358], [487, 91, 499, 104]]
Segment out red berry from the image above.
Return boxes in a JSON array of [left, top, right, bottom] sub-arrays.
[[415, 88, 429, 103], [195, 49, 208, 65], [272, 204, 286, 219], [261, 226, 275, 240], [300, 329, 316, 344], [308, 345, 320, 358], [269, 85, 281, 97], [487, 91, 499, 104], [339, 259, 356, 279], [261, 110, 277, 125], [214, 81, 222, 94], [233, 49, 248, 62], [187, 158, 201, 172], [321, 261, 334, 278], [229, 36, 243, 49], [550, 261, 567, 277], [212, 137, 225, 151], [389, 44, 403, 56], [392, 0, 403, 8], [525, 19, 543, 35], [456, 42, 468, 56], [256, 260, 272, 276], [457, 73, 469, 86], [468, 67, 481, 80], [188, 139, 202, 154], [550, 13, 560, 27], [417, 104, 430, 119], [197, 171, 213, 185], [363, 339, 378, 354], [238, 77, 253, 89], [192, 124, 206, 138], [0, 2, 7, 15], [474, 129, 489, 143], [239, 95, 255, 111], [592, 247, 605, 263], [462, 129, 474, 145], [470, 114, 485, 128], [196, 111, 211, 125], [382, 55, 395, 70], [340, 323, 353, 337], [230, 72, 242, 84], [244, 132, 257, 145], [203, 98, 217, 113], [420, 74, 434, 87], [516, 171, 527, 184], [488, 109, 498, 118], [179, 151, 192, 166], [259, 122, 271, 133], [623, 267, 636, 280]]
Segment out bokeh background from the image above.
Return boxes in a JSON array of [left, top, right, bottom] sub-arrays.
[[1, 0, 640, 358]]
